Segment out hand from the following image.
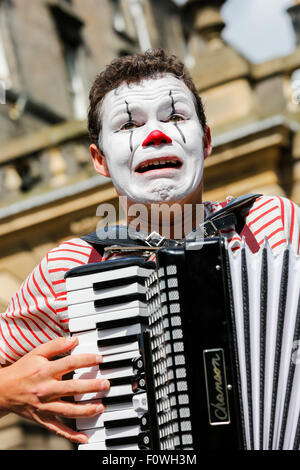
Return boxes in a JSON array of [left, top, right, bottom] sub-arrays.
[[0, 336, 109, 444]]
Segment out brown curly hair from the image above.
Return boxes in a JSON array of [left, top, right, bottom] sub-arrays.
[[88, 49, 206, 148]]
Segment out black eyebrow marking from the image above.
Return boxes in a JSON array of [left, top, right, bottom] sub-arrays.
[[125, 100, 132, 121], [169, 89, 176, 115], [169, 90, 186, 144], [125, 100, 133, 152]]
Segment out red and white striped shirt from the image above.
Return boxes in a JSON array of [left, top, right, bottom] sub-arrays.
[[1, 195, 299, 364]]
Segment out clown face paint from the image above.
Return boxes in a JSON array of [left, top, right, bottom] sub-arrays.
[[99, 74, 206, 204]]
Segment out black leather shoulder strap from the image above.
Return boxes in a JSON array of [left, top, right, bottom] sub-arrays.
[[81, 193, 261, 249]]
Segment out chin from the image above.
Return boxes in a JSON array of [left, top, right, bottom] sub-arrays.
[[124, 179, 200, 205], [145, 192, 190, 205]]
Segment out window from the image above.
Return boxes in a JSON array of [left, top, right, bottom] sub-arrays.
[[110, 0, 137, 46], [0, 2, 11, 89], [290, 68, 300, 106], [64, 45, 87, 120], [0, 34, 10, 85], [128, 0, 152, 52], [110, 0, 152, 52], [50, 4, 87, 120]]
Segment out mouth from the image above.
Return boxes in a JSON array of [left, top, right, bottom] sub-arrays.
[[135, 156, 182, 174]]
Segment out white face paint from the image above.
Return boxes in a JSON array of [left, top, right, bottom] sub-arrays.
[[99, 74, 205, 204]]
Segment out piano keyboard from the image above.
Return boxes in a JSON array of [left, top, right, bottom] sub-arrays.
[[65, 257, 159, 450]]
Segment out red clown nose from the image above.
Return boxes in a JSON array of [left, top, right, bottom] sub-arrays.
[[142, 130, 172, 147]]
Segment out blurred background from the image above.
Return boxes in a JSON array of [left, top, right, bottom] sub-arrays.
[[0, 0, 300, 449]]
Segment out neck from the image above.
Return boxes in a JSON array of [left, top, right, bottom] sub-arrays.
[[122, 184, 204, 240]]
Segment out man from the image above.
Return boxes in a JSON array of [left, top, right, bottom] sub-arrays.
[[0, 49, 299, 445]]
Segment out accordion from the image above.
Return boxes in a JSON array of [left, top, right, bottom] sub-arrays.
[[65, 238, 300, 450]]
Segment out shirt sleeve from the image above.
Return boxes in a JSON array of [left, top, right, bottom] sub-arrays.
[[0, 238, 92, 364], [243, 195, 300, 255], [277, 196, 300, 255]]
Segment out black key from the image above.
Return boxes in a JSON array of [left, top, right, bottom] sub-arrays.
[[105, 416, 140, 429], [97, 334, 139, 348], [93, 276, 145, 291], [105, 435, 138, 447], [96, 316, 148, 330], [102, 393, 133, 405], [94, 293, 146, 308], [99, 357, 137, 370], [108, 376, 135, 386]]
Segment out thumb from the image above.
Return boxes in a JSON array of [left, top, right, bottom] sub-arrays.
[[29, 337, 78, 360]]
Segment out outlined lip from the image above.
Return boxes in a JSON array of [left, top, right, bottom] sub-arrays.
[[134, 155, 183, 173]]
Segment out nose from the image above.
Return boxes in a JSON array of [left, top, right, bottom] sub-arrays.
[[142, 130, 172, 147]]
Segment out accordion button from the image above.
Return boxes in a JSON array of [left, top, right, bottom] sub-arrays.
[[132, 356, 144, 374], [138, 431, 151, 450], [139, 413, 149, 430]]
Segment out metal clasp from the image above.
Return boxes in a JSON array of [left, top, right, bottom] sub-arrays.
[[198, 219, 218, 238], [145, 231, 166, 247]]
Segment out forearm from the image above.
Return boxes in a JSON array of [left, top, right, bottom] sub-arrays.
[[0, 362, 6, 417], [0, 409, 9, 419], [0, 365, 10, 418]]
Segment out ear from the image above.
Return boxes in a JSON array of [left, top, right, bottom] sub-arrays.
[[90, 144, 110, 177], [203, 125, 212, 160]]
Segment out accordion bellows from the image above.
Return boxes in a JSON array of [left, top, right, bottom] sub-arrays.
[[65, 239, 300, 450], [227, 242, 300, 450]]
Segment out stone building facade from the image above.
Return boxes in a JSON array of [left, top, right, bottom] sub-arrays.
[[0, 0, 300, 450]]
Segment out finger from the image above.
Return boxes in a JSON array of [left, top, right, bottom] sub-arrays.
[[32, 411, 89, 444], [39, 378, 110, 401], [38, 400, 105, 418], [29, 337, 78, 360], [49, 353, 103, 377]]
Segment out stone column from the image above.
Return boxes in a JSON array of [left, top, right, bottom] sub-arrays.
[[182, 0, 227, 60], [287, 1, 300, 46]]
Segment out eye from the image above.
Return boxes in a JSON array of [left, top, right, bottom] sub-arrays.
[[120, 121, 136, 131], [166, 114, 185, 123]]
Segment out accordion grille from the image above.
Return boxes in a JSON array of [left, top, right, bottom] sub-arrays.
[[146, 268, 193, 450]]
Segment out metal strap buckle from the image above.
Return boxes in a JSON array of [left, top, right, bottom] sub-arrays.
[[145, 231, 166, 247], [198, 219, 219, 238]]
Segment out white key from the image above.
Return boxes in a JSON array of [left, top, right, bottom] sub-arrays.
[[68, 305, 147, 329], [74, 323, 142, 344], [74, 366, 135, 380], [75, 384, 133, 402], [76, 408, 144, 430], [67, 283, 146, 306], [72, 347, 140, 361], [85, 425, 140, 444], [72, 341, 139, 357], [84, 427, 105, 443], [101, 349, 140, 364], [78, 442, 139, 450], [103, 408, 142, 423], [73, 349, 140, 373], [66, 265, 154, 292], [97, 341, 140, 356], [104, 401, 133, 413], [77, 413, 104, 430]]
